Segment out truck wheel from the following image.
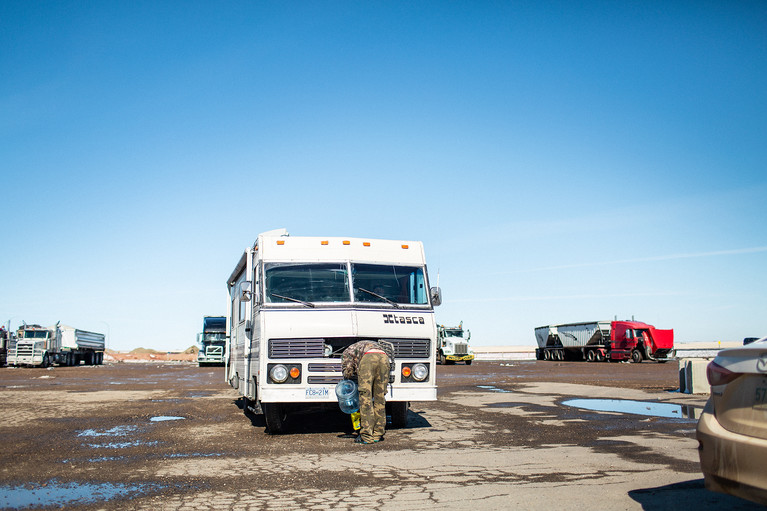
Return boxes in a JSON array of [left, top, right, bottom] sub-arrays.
[[41, 354, 50, 368], [631, 350, 643, 363], [544, 350, 550, 361], [263, 403, 288, 434], [595, 351, 605, 362], [388, 401, 409, 428], [465, 360, 472, 365], [586, 350, 595, 362]]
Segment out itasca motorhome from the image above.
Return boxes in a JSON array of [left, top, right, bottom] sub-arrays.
[[225, 229, 441, 434]]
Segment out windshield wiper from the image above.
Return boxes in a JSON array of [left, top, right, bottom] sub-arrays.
[[358, 288, 400, 308], [269, 293, 315, 308]]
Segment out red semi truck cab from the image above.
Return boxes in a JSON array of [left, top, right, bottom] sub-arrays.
[[610, 320, 674, 362]]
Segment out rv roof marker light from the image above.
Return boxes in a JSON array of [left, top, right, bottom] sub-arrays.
[[363, 242, 371, 247], [343, 240, 350, 245], [321, 241, 329, 246], [402, 244, 409, 249], [277, 240, 285, 246]]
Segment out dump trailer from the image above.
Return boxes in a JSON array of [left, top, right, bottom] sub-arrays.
[[534, 320, 674, 363], [8, 324, 105, 367], [436, 323, 474, 365], [0, 327, 8, 367], [197, 316, 227, 366], [225, 228, 442, 434]]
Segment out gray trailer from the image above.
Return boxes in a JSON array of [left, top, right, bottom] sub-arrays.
[[535, 321, 611, 361]]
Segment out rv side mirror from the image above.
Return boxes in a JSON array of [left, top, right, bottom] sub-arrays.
[[430, 287, 442, 306], [239, 281, 252, 302]]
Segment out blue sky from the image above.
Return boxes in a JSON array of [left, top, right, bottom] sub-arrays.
[[2, 1, 765, 351]]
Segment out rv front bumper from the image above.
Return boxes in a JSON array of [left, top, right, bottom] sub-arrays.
[[260, 385, 437, 404]]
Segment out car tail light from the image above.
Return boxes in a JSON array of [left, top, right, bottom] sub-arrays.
[[706, 361, 740, 386]]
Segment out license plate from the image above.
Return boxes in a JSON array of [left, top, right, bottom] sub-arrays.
[[305, 387, 330, 399]]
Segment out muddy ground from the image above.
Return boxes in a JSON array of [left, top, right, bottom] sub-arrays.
[[0, 360, 762, 510]]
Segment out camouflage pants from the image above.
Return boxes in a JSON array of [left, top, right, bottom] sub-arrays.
[[358, 352, 389, 442]]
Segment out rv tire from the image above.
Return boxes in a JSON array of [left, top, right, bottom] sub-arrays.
[[388, 401, 409, 429], [263, 403, 288, 434]]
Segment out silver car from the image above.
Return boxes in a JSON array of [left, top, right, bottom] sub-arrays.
[[697, 337, 767, 505]]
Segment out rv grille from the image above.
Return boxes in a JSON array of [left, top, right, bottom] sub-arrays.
[[307, 375, 343, 384], [383, 338, 431, 359], [268, 338, 325, 359], [308, 363, 341, 372]]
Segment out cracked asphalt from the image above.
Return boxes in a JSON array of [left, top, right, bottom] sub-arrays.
[[0, 360, 763, 510]]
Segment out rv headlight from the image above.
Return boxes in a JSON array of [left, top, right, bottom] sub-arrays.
[[269, 364, 289, 383], [412, 363, 428, 382]]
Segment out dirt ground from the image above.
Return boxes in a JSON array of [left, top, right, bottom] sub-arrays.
[[0, 360, 762, 510]]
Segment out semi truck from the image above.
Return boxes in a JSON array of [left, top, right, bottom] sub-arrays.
[[0, 326, 8, 367], [436, 323, 474, 365], [197, 316, 227, 366], [7, 323, 105, 367], [225, 229, 441, 434], [534, 320, 674, 363]]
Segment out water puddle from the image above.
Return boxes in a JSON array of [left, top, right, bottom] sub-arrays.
[[150, 416, 185, 422], [165, 452, 223, 459], [477, 385, 513, 393], [0, 481, 162, 509], [86, 440, 160, 449], [562, 398, 702, 419], [77, 426, 138, 438]]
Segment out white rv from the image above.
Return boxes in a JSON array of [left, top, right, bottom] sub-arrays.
[[225, 229, 441, 434]]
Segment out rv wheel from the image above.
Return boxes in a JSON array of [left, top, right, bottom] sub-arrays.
[[263, 403, 288, 434], [388, 401, 409, 428]]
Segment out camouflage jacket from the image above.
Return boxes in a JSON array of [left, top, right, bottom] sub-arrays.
[[341, 340, 395, 380]]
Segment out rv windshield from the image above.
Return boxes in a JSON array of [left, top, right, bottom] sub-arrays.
[[352, 264, 428, 305], [265, 263, 349, 304]]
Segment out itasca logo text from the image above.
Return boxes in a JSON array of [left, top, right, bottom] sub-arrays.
[[383, 314, 425, 325]]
